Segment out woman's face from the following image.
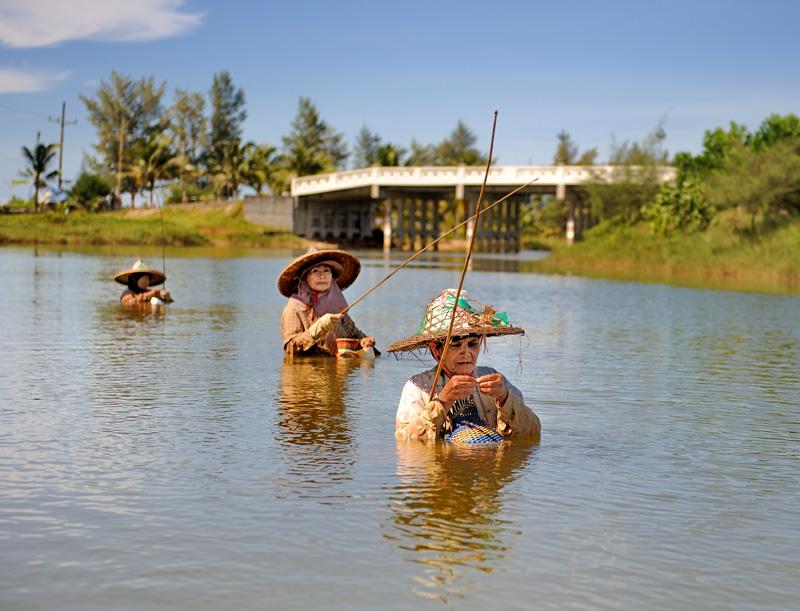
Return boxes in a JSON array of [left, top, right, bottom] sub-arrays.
[[438, 336, 481, 376], [136, 274, 151, 290], [305, 264, 333, 292]]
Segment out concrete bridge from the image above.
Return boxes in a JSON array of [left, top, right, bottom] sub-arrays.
[[244, 164, 677, 251]]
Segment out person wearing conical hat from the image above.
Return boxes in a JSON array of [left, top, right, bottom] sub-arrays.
[[389, 289, 540, 441], [114, 259, 172, 306], [279, 247, 377, 357]]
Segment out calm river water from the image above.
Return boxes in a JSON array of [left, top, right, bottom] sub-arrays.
[[1, 245, 799, 610]]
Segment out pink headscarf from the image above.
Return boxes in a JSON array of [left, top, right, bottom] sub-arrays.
[[289, 278, 349, 321]]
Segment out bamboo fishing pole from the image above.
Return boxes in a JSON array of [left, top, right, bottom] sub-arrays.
[[158, 196, 166, 289], [339, 175, 537, 316], [427, 111, 499, 402]]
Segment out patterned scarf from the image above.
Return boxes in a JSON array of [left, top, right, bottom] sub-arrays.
[[289, 279, 349, 322]]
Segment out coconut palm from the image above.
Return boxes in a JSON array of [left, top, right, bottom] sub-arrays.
[[243, 142, 279, 195], [209, 139, 250, 200], [20, 133, 59, 212], [127, 132, 183, 208]]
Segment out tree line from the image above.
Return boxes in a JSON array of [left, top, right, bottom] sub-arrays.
[[14, 70, 489, 211], [14, 68, 800, 246], [523, 114, 800, 243]]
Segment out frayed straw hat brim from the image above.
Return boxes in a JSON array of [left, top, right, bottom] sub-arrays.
[[278, 249, 361, 297], [387, 290, 524, 353], [387, 325, 524, 353]]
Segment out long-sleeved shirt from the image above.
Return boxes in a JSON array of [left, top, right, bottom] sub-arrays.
[[395, 365, 541, 441], [281, 300, 367, 356]]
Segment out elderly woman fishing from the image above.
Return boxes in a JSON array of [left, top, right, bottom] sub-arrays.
[[279, 248, 377, 357], [390, 289, 540, 442]]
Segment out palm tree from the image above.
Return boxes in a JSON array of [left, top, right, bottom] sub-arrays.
[[127, 132, 183, 208], [20, 133, 59, 212], [243, 142, 279, 194], [210, 139, 249, 200], [377, 143, 406, 167]]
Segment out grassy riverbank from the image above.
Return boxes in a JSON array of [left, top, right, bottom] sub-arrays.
[[0, 202, 307, 248], [3, 203, 798, 291], [538, 209, 800, 288]]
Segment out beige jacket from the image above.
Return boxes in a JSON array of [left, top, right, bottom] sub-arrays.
[[395, 366, 541, 441]]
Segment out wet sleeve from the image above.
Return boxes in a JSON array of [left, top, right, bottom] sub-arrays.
[[395, 380, 443, 441], [495, 380, 541, 438], [281, 304, 317, 355]]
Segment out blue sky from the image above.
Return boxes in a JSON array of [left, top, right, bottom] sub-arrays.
[[1, 0, 798, 202]]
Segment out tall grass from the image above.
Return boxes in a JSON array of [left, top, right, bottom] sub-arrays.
[[543, 210, 800, 284]]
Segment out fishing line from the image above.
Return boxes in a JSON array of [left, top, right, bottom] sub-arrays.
[[340, 174, 537, 316], [428, 110, 499, 401]]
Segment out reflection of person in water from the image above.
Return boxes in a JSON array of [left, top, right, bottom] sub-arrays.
[[385, 440, 536, 601], [277, 357, 372, 489]]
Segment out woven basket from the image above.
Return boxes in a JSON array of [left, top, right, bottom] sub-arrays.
[[447, 422, 505, 444]]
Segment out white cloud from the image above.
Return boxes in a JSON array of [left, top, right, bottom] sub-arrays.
[[0, 0, 205, 48], [0, 67, 69, 92]]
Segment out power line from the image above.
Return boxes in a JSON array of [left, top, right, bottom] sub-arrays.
[[49, 102, 77, 190]]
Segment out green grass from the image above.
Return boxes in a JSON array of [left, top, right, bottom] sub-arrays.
[[537, 210, 800, 286], [0, 202, 307, 248]]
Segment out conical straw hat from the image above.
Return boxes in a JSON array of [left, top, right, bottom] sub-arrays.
[[387, 289, 524, 353], [278, 247, 361, 297], [113, 259, 166, 286]]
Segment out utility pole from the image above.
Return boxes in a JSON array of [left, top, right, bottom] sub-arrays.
[[49, 102, 77, 190]]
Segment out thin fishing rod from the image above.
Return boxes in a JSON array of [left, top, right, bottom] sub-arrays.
[[428, 110, 498, 402], [339, 175, 538, 316], [156, 191, 166, 290]]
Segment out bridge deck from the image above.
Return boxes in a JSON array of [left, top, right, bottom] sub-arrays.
[[291, 165, 677, 197]]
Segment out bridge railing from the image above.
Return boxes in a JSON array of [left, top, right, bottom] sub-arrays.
[[291, 165, 677, 197]]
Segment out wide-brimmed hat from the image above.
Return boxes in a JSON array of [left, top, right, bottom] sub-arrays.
[[278, 247, 361, 297], [387, 289, 524, 353], [113, 259, 166, 286]]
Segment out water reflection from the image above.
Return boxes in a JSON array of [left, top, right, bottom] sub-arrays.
[[276, 357, 374, 499], [384, 441, 536, 602]]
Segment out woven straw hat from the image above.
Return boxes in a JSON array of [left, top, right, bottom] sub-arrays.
[[113, 259, 166, 286], [278, 247, 361, 297], [387, 289, 524, 353]]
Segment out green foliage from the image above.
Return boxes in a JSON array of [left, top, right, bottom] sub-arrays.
[[750, 113, 800, 153], [281, 97, 348, 177], [127, 132, 182, 207], [70, 172, 113, 203], [434, 120, 487, 166], [707, 140, 800, 232], [376, 143, 406, 167], [79, 71, 167, 180], [20, 133, 59, 212], [406, 139, 436, 166], [352, 125, 381, 168], [242, 142, 280, 195], [641, 177, 715, 237], [581, 121, 670, 225], [554, 130, 578, 164], [164, 179, 215, 203], [208, 71, 246, 168], [167, 87, 207, 169]]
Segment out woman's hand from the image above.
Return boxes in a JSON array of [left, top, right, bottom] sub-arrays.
[[476, 373, 509, 405], [437, 374, 477, 409], [360, 337, 375, 348]]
